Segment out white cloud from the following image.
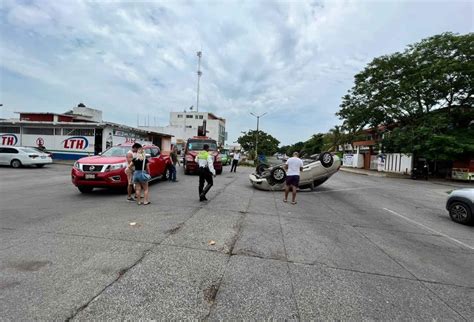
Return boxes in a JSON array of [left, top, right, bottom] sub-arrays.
[[0, 0, 472, 144]]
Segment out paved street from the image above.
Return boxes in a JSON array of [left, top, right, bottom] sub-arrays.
[[1, 164, 473, 320]]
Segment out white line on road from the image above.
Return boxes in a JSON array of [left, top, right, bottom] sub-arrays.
[[313, 186, 377, 194], [383, 208, 474, 251]]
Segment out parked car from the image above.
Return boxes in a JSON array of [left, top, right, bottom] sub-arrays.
[[446, 188, 474, 225], [183, 137, 222, 175], [220, 152, 230, 166], [27, 146, 53, 158], [0, 146, 53, 168], [249, 152, 341, 191], [71, 143, 171, 193]]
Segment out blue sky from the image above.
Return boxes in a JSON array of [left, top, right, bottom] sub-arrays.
[[0, 0, 472, 145]]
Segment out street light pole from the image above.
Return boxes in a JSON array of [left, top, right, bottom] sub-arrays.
[[250, 112, 267, 162]]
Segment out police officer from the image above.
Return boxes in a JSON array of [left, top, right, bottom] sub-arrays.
[[195, 144, 216, 201]]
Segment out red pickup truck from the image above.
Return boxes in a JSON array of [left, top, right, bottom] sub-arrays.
[[183, 137, 222, 175], [71, 143, 171, 193]]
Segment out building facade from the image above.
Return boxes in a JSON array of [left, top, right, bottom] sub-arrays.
[[0, 105, 172, 160], [169, 111, 226, 147]]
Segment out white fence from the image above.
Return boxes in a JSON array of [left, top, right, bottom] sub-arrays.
[[342, 153, 364, 168], [343, 152, 412, 174], [383, 153, 412, 174]]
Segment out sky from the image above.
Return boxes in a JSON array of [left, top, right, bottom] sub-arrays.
[[0, 0, 472, 145]]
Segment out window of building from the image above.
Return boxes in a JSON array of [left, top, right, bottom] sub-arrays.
[[23, 127, 54, 135], [199, 115, 203, 119], [54, 128, 62, 135], [195, 115, 199, 119], [177, 114, 183, 118], [0, 127, 20, 134], [186, 115, 193, 119], [63, 128, 95, 136], [186, 125, 192, 128]]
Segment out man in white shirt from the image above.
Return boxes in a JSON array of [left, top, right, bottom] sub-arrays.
[[284, 152, 304, 204], [230, 150, 241, 173]]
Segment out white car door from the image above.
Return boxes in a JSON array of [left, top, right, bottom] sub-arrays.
[[0, 147, 20, 165], [0, 148, 7, 164]]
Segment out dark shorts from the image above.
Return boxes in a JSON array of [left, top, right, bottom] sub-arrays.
[[286, 175, 300, 187]]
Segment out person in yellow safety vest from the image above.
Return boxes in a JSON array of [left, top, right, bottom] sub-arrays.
[[195, 144, 216, 201]]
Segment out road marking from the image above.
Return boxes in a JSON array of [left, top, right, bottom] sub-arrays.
[[313, 186, 377, 194], [383, 208, 474, 251]]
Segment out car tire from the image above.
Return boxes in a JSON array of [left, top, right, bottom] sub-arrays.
[[269, 167, 286, 184], [36, 164, 45, 168], [10, 159, 22, 168], [78, 186, 94, 193], [319, 152, 334, 168], [162, 166, 170, 181], [449, 201, 473, 225], [256, 164, 269, 175]]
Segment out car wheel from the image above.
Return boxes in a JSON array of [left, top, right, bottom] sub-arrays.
[[319, 152, 334, 168], [269, 167, 286, 184], [36, 164, 45, 168], [162, 166, 170, 181], [78, 186, 94, 193], [11, 159, 22, 168], [256, 164, 269, 175], [449, 201, 473, 225]]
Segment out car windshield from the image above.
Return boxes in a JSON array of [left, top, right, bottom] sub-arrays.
[[101, 146, 130, 157], [187, 140, 217, 151]]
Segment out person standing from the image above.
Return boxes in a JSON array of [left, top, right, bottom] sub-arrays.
[[195, 144, 216, 202], [125, 143, 140, 201], [169, 145, 180, 182], [230, 150, 241, 173], [284, 152, 304, 205], [132, 146, 151, 205]]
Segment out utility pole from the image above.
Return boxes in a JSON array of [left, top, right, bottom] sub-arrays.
[[250, 112, 267, 163], [196, 51, 202, 113]]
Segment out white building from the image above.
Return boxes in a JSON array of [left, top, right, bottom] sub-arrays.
[[0, 104, 173, 160], [141, 111, 227, 148]]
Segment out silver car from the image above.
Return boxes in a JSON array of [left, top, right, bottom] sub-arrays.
[[0, 146, 53, 168], [249, 152, 341, 191], [446, 188, 474, 225]]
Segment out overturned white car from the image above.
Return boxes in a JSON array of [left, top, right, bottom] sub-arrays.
[[249, 152, 341, 191]]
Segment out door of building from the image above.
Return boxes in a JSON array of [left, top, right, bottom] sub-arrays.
[[364, 153, 371, 170], [94, 129, 103, 155]]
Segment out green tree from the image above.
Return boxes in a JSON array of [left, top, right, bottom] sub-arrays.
[[337, 32, 474, 160], [237, 130, 280, 156]]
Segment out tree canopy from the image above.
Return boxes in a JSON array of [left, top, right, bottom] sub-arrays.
[[336, 32, 473, 160], [237, 130, 280, 156]]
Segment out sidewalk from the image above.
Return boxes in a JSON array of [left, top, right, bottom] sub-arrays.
[[340, 166, 473, 188]]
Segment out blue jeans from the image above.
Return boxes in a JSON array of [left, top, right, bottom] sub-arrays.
[[169, 164, 177, 181]]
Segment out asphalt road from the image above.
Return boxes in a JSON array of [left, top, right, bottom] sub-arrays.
[[1, 164, 473, 320]]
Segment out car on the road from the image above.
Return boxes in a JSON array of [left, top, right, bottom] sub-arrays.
[[183, 137, 222, 175], [249, 152, 341, 191], [0, 146, 53, 168], [71, 143, 171, 193], [446, 188, 474, 225]]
